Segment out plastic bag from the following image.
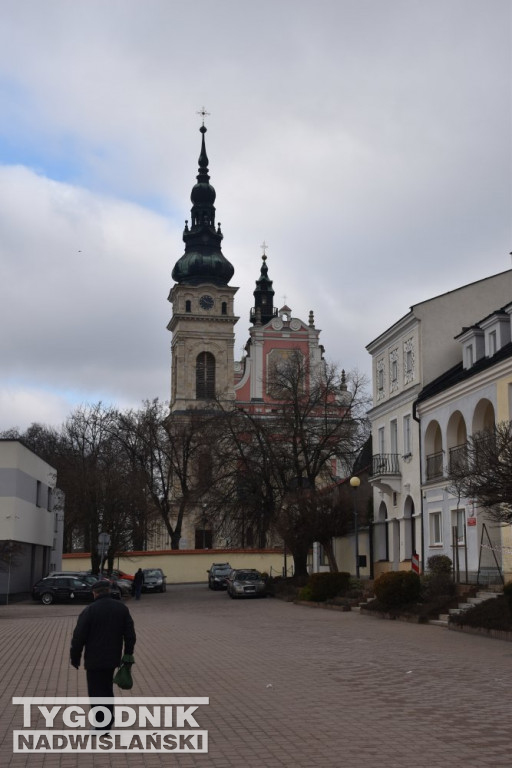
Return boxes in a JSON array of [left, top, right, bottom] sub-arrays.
[[113, 656, 134, 690]]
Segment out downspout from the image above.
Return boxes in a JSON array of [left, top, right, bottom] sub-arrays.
[[412, 399, 425, 573]]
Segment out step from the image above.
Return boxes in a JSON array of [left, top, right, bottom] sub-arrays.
[[449, 604, 473, 615], [429, 618, 449, 627], [475, 591, 500, 600]]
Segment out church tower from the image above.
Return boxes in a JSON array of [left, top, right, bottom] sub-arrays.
[[168, 123, 238, 411]]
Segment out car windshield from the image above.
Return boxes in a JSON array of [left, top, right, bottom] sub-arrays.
[[144, 570, 162, 577], [235, 571, 260, 581], [213, 566, 231, 573]]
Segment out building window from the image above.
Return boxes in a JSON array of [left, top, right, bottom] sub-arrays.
[[403, 414, 411, 456], [36, 481, 44, 508], [452, 508, 465, 545], [185, 300, 191, 313], [390, 419, 398, 454], [196, 352, 215, 399], [403, 338, 415, 384], [429, 512, 442, 545], [221, 302, 227, 315], [465, 345, 474, 367], [378, 427, 385, 456], [488, 330, 497, 357]]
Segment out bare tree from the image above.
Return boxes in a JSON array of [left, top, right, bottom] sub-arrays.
[[217, 351, 370, 577], [448, 421, 512, 523], [117, 400, 230, 549]]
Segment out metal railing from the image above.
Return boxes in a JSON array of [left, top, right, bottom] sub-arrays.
[[426, 450, 444, 480], [370, 453, 400, 476], [448, 443, 467, 472]]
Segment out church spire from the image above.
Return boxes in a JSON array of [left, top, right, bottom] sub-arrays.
[[171, 118, 234, 286], [250, 243, 276, 326]]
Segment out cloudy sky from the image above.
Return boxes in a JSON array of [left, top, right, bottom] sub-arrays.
[[0, 0, 510, 431]]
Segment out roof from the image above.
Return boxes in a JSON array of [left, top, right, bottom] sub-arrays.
[[416, 340, 512, 403]]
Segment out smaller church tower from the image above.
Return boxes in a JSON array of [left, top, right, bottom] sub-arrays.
[[168, 123, 238, 411], [250, 250, 277, 326], [235, 251, 325, 410]]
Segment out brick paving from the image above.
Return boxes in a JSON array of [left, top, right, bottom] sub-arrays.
[[1, 584, 512, 767]]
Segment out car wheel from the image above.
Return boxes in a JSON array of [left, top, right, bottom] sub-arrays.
[[41, 592, 54, 605]]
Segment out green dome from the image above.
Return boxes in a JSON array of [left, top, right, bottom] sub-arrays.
[[172, 125, 234, 286]]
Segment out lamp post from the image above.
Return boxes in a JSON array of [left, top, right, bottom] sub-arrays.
[[350, 476, 361, 578], [202, 504, 207, 549]]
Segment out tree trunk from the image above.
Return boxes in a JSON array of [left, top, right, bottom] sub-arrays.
[[322, 539, 339, 572], [292, 549, 309, 581]]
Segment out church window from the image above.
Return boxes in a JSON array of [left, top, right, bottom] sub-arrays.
[[185, 300, 191, 313], [196, 352, 215, 399], [221, 302, 227, 315]]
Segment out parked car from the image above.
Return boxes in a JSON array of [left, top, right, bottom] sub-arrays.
[[207, 563, 231, 590], [35, 573, 121, 603], [109, 569, 134, 582], [226, 569, 267, 599], [142, 568, 167, 593], [33, 575, 95, 605]]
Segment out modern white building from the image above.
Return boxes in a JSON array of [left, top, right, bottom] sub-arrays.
[[416, 302, 512, 583], [366, 269, 512, 577], [0, 440, 63, 602]]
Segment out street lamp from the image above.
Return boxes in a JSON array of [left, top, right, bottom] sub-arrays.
[[202, 504, 207, 549], [350, 476, 361, 578]]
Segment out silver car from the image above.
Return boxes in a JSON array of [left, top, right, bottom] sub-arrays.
[[226, 569, 267, 599]]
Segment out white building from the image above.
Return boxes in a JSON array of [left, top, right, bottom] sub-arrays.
[[366, 269, 512, 577], [0, 440, 63, 602], [416, 302, 512, 583]]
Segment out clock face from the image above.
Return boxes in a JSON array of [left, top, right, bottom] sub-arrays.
[[199, 295, 214, 310]]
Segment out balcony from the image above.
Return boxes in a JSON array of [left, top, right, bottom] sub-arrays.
[[426, 450, 444, 481], [369, 453, 401, 493], [448, 443, 467, 473]]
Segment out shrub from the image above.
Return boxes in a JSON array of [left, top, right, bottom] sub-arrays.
[[374, 571, 421, 608], [422, 572, 456, 600], [427, 555, 452, 575], [298, 585, 313, 601], [303, 572, 351, 602]]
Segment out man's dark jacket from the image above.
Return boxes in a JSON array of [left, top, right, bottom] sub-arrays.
[[70, 594, 136, 670]]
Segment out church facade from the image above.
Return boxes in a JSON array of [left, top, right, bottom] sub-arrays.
[[166, 124, 331, 552]]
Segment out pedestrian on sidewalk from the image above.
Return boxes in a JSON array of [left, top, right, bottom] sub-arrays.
[[70, 580, 136, 730], [133, 568, 144, 600]]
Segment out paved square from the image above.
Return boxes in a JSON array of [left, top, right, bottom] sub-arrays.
[[1, 584, 511, 767]]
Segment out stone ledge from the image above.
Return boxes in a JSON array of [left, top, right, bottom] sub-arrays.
[[448, 622, 512, 642], [294, 600, 351, 612], [359, 607, 426, 624]]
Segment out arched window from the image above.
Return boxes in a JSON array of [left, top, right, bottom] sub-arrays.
[[196, 352, 215, 399], [221, 302, 227, 315], [185, 300, 191, 313]]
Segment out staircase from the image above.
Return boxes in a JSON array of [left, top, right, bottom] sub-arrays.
[[429, 590, 500, 627]]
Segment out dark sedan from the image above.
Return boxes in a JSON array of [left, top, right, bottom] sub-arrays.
[[207, 563, 231, 590], [32, 574, 121, 605]]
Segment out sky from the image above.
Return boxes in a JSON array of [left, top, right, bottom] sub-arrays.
[[0, 0, 510, 432]]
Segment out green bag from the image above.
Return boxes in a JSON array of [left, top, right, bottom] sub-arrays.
[[113, 655, 135, 690]]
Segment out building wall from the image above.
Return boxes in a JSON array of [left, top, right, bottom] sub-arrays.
[[417, 318, 512, 582], [0, 440, 62, 601], [62, 549, 286, 583], [366, 270, 512, 576]]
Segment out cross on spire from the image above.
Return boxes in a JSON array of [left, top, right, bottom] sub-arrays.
[[260, 240, 268, 258], [197, 106, 210, 126]]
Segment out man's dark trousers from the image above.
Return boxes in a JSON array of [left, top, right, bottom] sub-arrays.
[[87, 668, 115, 729]]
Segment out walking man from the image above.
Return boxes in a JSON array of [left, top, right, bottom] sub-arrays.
[[70, 580, 136, 729], [133, 568, 144, 600]]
